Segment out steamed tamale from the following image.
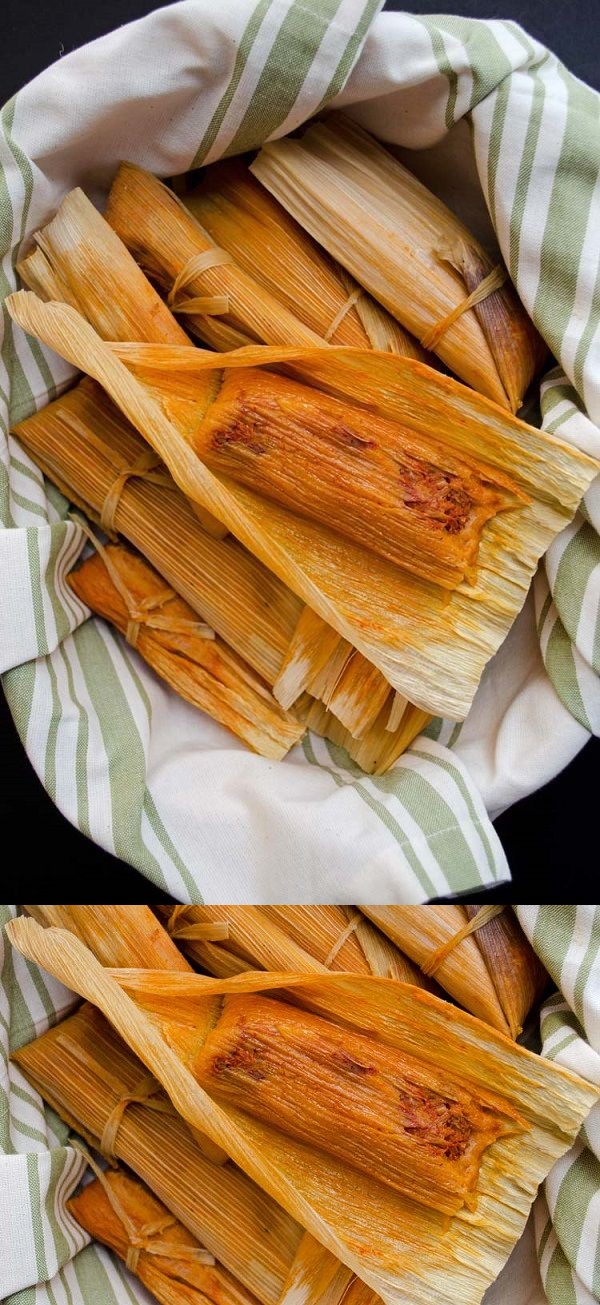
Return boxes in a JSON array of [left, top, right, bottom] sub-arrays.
[[69, 1165, 260, 1305], [183, 158, 425, 359], [8, 918, 599, 1305], [192, 991, 521, 1213], [104, 164, 322, 351], [362, 907, 547, 1038], [67, 543, 304, 760], [10, 192, 599, 720], [251, 114, 545, 411], [194, 366, 521, 589]]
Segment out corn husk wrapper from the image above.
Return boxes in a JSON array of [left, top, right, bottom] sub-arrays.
[[183, 158, 426, 360], [9, 287, 598, 720], [68, 543, 303, 760], [7, 917, 598, 1305], [251, 114, 546, 411], [362, 907, 547, 1039], [69, 1166, 260, 1305], [13, 378, 302, 687], [157, 905, 429, 986]]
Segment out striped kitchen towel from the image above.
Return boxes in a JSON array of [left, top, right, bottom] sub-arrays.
[[1, 2, 599, 898], [2, 904, 600, 1305]]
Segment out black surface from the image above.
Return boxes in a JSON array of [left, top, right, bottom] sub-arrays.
[[1, 0, 599, 902]]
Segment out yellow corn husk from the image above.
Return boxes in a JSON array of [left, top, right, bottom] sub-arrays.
[[260, 907, 429, 984], [183, 158, 426, 360], [105, 163, 322, 351], [463, 905, 548, 1039], [251, 114, 546, 411], [69, 1165, 260, 1305], [157, 905, 429, 987], [361, 907, 547, 1037], [9, 193, 598, 720], [194, 365, 521, 590], [296, 694, 431, 775], [7, 919, 598, 1305], [12, 1002, 304, 1305], [13, 379, 302, 687], [68, 543, 304, 760]]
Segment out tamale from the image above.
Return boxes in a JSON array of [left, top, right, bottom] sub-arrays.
[[362, 907, 547, 1037], [105, 164, 322, 351], [251, 114, 545, 411], [10, 194, 599, 720], [67, 543, 304, 760], [183, 158, 425, 359], [192, 991, 521, 1214], [8, 918, 599, 1305], [69, 1165, 260, 1305], [12, 1003, 304, 1305], [157, 905, 428, 986], [194, 365, 521, 588]]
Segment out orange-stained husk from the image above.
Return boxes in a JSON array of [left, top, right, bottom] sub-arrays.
[[193, 993, 523, 1215], [68, 544, 304, 761], [69, 1167, 260, 1305], [196, 367, 522, 589]]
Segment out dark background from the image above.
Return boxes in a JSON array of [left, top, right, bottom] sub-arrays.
[[1, 0, 598, 902]]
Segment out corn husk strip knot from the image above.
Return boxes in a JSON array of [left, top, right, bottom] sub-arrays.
[[324, 912, 362, 968], [101, 449, 164, 531], [72, 1141, 215, 1272], [323, 288, 363, 342], [421, 264, 507, 351], [97, 1071, 166, 1157], [167, 248, 234, 316], [74, 515, 214, 648], [421, 906, 507, 978], [167, 906, 231, 945]]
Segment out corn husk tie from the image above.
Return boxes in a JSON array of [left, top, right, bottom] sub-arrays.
[[167, 249, 233, 318], [73, 515, 215, 648], [167, 905, 231, 946], [99, 1070, 166, 1158], [72, 1140, 215, 1272], [421, 265, 507, 352], [323, 911, 362, 967], [322, 287, 363, 342], [421, 905, 506, 977]]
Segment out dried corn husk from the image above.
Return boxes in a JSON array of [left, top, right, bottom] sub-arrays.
[[10, 191, 598, 719], [251, 114, 546, 411], [157, 905, 428, 986], [295, 694, 431, 775], [105, 163, 322, 351], [13, 379, 302, 686], [362, 907, 547, 1037], [68, 1165, 260, 1305], [183, 158, 425, 359], [12, 1002, 304, 1305], [7, 918, 598, 1305], [68, 543, 304, 760]]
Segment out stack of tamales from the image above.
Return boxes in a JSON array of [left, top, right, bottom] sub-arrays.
[[8, 909, 599, 1305], [8, 115, 600, 775]]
